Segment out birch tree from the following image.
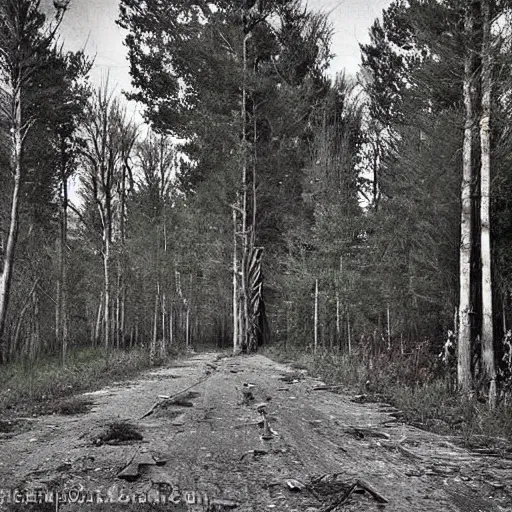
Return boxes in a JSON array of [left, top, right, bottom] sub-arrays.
[[457, 2, 477, 395], [480, 0, 497, 408]]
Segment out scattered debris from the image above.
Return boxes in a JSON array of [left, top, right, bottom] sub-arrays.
[[310, 474, 388, 511], [381, 438, 424, 461], [286, 479, 306, 492], [117, 450, 166, 481], [260, 411, 274, 440], [242, 388, 254, 404], [94, 421, 143, 446], [140, 376, 208, 419], [55, 462, 72, 472], [209, 499, 239, 510], [343, 426, 391, 440], [255, 402, 268, 413], [240, 449, 269, 461], [312, 385, 344, 391], [279, 371, 305, 383]]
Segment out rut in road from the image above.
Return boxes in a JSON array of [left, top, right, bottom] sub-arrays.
[[0, 352, 510, 511]]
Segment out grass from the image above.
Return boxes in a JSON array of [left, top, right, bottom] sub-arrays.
[[0, 346, 178, 418], [265, 344, 512, 449], [94, 421, 143, 446]]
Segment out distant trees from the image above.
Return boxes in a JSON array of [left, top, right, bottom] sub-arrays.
[[80, 84, 137, 352]]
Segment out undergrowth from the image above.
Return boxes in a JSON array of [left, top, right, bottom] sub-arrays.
[[265, 345, 512, 448], [0, 347, 179, 417]]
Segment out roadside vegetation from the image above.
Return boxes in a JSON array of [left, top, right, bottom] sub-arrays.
[[267, 345, 512, 452], [0, 347, 177, 417]]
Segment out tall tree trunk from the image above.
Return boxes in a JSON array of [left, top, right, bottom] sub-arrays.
[[151, 289, 158, 363], [240, 31, 251, 353], [314, 279, 318, 354], [161, 292, 166, 358], [0, 88, 22, 347], [59, 169, 69, 364], [103, 238, 111, 350], [458, 4, 476, 395], [94, 292, 103, 346], [480, 0, 496, 408], [232, 208, 239, 353]]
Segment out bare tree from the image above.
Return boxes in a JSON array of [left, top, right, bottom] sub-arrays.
[[80, 83, 137, 352]]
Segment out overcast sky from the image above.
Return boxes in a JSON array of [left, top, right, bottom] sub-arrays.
[[42, 0, 392, 97]]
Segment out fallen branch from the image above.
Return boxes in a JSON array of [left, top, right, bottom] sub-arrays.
[[381, 439, 424, 461], [319, 479, 388, 511], [312, 385, 344, 391], [356, 479, 389, 503], [140, 376, 209, 419]]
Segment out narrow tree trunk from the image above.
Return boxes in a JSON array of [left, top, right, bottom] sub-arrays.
[[347, 311, 352, 355], [186, 307, 190, 349], [161, 292, 166, 358], [31, 291, 40, 361], [336, 291, 340, 350], [0, 88, 22, 347], [61, 173, 69, 364], [170, 304, 174, 347], [151, 290, 158, 363], [480, 0, 496, 408], [232, 208, 239, 353], [458, 4, 475, 395], [240, 31, 251, 353], [13, 278, 40, 358], [103, 239, 111, 350], [94, 292, 103, 347], [387, 305, 391, 351], [314, 279, 318, 354]]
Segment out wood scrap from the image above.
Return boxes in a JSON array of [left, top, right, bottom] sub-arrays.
[[240, 449, 268, 461], [286, 479, 306, 492], [118, 450, 166, 481], [344, 426, 391, 440], [255, 402, 267, 413], [312, 385, 344, 391], [260, 410, 274, 440], [140, 376, 208, 419], [319, 479, 388, 511], [355, 479, 389, 503], [381, 440, 424, 461]]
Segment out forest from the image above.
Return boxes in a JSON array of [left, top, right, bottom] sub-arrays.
[[1, 0, 512, 421]]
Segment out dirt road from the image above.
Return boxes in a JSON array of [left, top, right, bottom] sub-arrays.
[[0, 353, 511, 511]]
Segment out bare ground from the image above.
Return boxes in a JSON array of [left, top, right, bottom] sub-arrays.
[[0, 352, 511, 511]]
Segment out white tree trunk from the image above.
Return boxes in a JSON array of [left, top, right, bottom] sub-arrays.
[[480, 0, 496, 408], [232, 208, 239, 353], [457, 5, 475, 395], [0, 88, 22, 347]]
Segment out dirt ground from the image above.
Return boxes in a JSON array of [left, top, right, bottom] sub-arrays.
[[0, 352, 511, 511]]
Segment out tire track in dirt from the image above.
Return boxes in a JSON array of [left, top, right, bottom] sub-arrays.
[[0, 353, 510, 511]]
